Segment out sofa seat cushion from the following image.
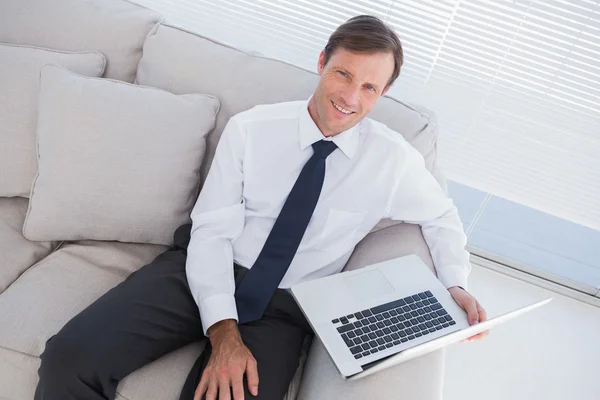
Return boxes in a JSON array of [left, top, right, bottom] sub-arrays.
[[0, 0, 163, 82], [23, 65, 220, 245], [0, 197, 59, 293], [0, 43, 106, 197], [0, 240, 168, 356], [0, 240, 308, 400], [0, 346, 39, 400]]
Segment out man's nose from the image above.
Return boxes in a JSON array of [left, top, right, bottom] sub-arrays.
[[339, 86, 360, 109]]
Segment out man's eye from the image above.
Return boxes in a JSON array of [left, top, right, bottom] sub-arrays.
[[338, 71, 348, 77], [365, 85, 375, 91]]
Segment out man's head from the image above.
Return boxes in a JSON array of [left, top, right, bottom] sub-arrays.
[[308, 15, 403, 137]]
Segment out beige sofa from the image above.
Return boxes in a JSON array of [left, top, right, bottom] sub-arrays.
[[0, 0, 448, 399]]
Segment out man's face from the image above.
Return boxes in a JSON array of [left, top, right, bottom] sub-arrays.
[[308, 48, 394, 137]]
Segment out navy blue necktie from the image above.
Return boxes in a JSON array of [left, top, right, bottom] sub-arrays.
[[235, 140, 338, 323]]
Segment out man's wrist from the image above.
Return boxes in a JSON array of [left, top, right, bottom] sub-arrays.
[[207, 319, 240, 346]]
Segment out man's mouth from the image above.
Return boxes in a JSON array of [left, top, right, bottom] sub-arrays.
[[331, 100, 354, 115]]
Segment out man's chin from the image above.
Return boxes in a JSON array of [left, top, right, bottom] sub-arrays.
[[333, 118, 357, 131], [324, 124, 352, 136]]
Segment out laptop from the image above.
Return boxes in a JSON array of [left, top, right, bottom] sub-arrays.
[[290, 254, 552, 381]]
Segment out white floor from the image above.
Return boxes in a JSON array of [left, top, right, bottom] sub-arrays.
[[443, 263, 600, 400]]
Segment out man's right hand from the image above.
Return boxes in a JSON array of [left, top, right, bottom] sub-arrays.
[[194, 319, 259, 400]]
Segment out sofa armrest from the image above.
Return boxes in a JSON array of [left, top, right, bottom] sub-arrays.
[[345, 222, 437, 276], [296, 222, 446, 400]]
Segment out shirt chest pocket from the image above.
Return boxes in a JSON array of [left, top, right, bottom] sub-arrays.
[[316, 208, 367, 251]]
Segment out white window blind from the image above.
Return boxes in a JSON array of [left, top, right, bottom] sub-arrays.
[[134, 0, 600, 231]]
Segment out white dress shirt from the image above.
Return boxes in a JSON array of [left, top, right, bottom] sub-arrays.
[[186, 99, 472, 334]]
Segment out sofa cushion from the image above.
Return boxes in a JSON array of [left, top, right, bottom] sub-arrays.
[[135, 24, 441, 189], [0, 346, 39, 400], [0, 241, 307, 400], [0, 0, 162, 82], [0, 43, 106, 198], [0, 240, 168, 356], [0, 197, 60, 294], [23, 65, 220, 245]]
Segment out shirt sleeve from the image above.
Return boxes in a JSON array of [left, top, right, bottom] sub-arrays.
[[185, 116, 246, 335], [386, 146, 471, 291]]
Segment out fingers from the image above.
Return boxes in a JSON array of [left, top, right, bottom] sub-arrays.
[[473, 330, 490, 340], [245, 357, 259, 397], [463, 329, 490, 342], [464, 297, 480, 325], [461, 300, 489, 343], [468, 301, 489, 341], [231, 375, 245, 400], [230, 364, 245, 400], [219, 377, 231, 400], [476, 301, 487, 322], [196, 368, 244, 400], [195, 374, 209, 400], [206, 376, 218, 400]]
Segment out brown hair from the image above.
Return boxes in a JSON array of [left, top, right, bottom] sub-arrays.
[[323, 15, 403, 89]]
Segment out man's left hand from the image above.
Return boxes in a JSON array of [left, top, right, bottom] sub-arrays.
[[447, 286, 489, 343]]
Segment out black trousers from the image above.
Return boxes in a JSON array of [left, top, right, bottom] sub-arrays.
[[34, 224, 313, 400]]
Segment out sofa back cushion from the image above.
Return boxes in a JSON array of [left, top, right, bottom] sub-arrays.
[[0, 0, 162, 82], [23, 65, 220, 245], [135, 24, 441, 190], [0, 43, 106, 198]]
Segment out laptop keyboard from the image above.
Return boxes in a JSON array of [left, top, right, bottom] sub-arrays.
[[332, 290, 456, 359]]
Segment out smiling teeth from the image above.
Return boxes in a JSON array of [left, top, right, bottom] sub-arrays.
[[333, 101, 352, 114]]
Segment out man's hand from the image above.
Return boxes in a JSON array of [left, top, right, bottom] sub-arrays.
[[447, 286, 489, 343], [195, 319, 259, 400]]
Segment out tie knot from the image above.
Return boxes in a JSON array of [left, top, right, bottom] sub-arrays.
[[312, 140, 338, 159]]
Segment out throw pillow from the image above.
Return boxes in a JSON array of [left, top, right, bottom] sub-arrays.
[[23, 65, 220, 245]]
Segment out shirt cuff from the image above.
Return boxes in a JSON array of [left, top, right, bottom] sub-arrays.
[[435, 264, 469, 292], [198, 293, 239, 336]]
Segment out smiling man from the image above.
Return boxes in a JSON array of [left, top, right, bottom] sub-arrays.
[[35, 15, 488, 400]]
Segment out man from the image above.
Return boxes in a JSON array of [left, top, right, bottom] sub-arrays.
[[35, 15, 488, 400]]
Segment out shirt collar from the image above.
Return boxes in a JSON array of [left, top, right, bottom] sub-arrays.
[[298, 97, 360, 159]]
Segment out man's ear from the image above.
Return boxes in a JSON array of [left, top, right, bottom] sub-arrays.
[[317, 50, 325, 75]]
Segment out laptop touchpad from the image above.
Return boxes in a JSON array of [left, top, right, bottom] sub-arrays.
[[344, 269, 394, 301]]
